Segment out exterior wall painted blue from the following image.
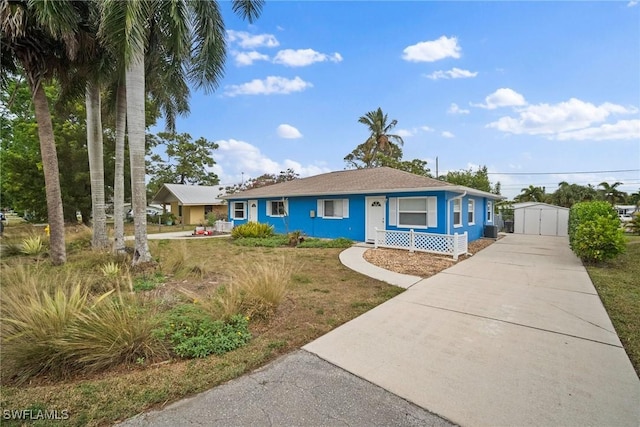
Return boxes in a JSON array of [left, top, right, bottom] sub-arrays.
[[227, 191, 494, 242]]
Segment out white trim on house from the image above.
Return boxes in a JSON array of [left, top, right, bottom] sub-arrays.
[[231, 201, 247, 220], [317, 199, 349, 219], [468, 199, 475, 225], [453, 198, 462, 228], [266, 200, 288, 217]]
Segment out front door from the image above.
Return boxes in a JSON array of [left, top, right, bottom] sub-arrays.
[[248, 200, 258, 222], [366, 197, 386, 242]]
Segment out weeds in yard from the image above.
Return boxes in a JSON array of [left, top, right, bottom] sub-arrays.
[[154, 305, 250, 358], [231, 222, 274, 239]]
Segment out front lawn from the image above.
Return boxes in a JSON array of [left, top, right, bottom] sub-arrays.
[[586, 235, 640, 376], [0, 234, 402, 426]]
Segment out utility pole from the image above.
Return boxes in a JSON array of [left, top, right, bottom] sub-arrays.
[[436, 157, 439, 179]]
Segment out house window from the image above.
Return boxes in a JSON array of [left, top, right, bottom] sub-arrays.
[[232, 202, 246, 220], [204, 205, 213, 215], [487, 201, 493, 222], [398, 198, 428, 228], [453, 199, 462, 227], [468, 199, 475, 225], [318, 199, 350, 219], [268, 200, 287, 217]]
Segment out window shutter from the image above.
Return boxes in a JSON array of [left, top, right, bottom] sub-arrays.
[[266, 201, 272, 217], [389, 197, 397, 226], [427, 197, 437, 228], [284, 200, 289, 216], [317, 199, 324, 217], [342, 199, 349, 218]]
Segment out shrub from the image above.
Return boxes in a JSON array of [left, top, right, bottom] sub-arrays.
[[569, 201, 626, 263], [231, 222, 274, 239], [625, 213, 640, 235], [155, 305, 250, 358], [297, 237, 353, 248], [206, 212, 217, 226]]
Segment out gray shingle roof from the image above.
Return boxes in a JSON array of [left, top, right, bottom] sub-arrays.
[[221, 167, 502, 199], [152, 184, 225, 205]]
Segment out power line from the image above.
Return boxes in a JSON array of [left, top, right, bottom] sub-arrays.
[[487, 169, 639, 176]]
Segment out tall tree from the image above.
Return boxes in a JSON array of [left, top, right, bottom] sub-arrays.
[[443, 166, 499, 194], [345, 107, 404, 168], [146, 132, 220, 198], [598, 181, 625, 205], [1, 0, 93, 264], [515, 185, 546, 203], [98, 0, 263, 265]]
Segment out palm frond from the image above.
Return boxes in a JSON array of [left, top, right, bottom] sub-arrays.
[[231, 0, 264, 24]]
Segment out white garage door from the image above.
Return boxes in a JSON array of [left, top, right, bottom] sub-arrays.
[[518, 207, 568, 237]]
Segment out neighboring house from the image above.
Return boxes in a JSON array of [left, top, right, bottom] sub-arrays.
[[512, 202, 569, 237], [151, 183, 226, 225], [221, 167, 504, 243]]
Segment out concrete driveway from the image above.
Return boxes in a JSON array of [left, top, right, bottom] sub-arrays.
[[305, 234, 640, 426]]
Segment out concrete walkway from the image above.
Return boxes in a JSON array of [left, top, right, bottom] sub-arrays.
[[305, 234, 640, 426]]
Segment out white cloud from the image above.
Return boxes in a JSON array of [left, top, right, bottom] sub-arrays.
[[441, 131, 455, 138], [487, 98, 638, 137], [425, 68, 478, 80], [448, 103, 470, 115], [473, 88, 527, 109], [277, 124, 303, 139], [421, 126, 435, 132], [396, 129, 414, 137], [555, 119, 640, 141], [628, 1, 638, 7], [224, 76, 313, 97], [227, 30, 279, 49], [213, 139, 330, 184], [233, 51, 269, 66], [402, 36, 461, 62], [273, 49, 343, 67]]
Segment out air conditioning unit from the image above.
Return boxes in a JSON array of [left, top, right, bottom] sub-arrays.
[[484, 225, 498, 239]]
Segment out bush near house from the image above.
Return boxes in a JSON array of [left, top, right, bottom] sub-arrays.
[[569, 201, 626, 263], [231, 222, 274, 239]]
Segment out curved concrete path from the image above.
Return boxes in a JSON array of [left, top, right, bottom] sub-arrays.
[[305, 234, 640, 426]]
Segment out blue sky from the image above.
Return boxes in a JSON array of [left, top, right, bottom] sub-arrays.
[[157, 1, 640, 199]]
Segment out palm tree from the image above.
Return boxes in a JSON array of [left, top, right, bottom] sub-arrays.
[[1, 0, 92, 265], [598, 181, 625, 205], [98, 0, 263, 264], [515, 185, 546, 203], [345, 108, 404, 168]]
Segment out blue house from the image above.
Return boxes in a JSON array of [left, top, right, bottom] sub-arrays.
[[222, 167, 503, 243]]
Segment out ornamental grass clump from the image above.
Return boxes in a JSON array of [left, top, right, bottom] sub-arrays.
[[1, 268, 166, 383], [21, 235, 46, 256], [229, 256, 295, 319]]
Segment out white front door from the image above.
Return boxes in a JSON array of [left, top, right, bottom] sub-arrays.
[[248, 200, 258, 222], [366, 197, 386, 242]]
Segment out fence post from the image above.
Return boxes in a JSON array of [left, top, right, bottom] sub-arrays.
[[409, 229, 415, 253], [453, 232, 459, 261], [374, 227, 378, 249]]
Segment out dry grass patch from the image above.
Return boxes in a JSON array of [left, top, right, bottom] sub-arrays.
[[1, 237, 402, 426]]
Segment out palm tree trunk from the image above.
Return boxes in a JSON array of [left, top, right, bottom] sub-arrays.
[[112, 81, 127, 253], [85, 82, 109, 249], [126, 53, 152, 264], [31, 82, 66, 265]]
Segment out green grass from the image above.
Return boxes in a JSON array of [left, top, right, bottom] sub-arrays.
[[586, 235, 640, 375]]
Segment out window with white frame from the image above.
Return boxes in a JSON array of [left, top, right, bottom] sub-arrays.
[[398, 198, 428, 227], [318, 199, 349, 219], [268, 200, 287, 217], [232, 202, 246, 220], [487, 201, 493, 222], [453, 198, 462, 227], [468, 199, 475, 225]]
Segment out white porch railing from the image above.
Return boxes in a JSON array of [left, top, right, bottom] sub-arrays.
[[214, 220, 234, 233], [374, 228, 468, 260]]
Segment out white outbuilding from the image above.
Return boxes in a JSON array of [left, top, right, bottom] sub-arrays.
[[513, 202, 569, 237]]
